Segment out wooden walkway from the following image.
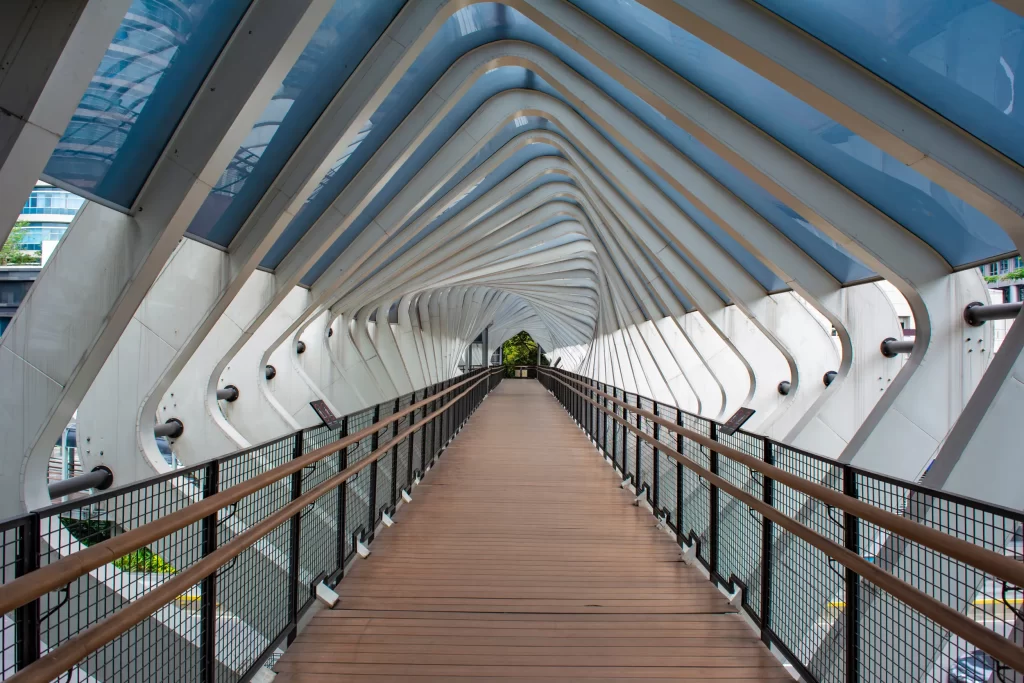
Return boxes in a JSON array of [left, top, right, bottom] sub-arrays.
[[274, 380, 791, 681]]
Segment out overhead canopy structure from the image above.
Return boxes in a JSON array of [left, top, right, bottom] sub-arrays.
[[1, 0, 1022, 516]]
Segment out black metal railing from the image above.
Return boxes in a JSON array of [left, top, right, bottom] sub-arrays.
[[539, 367, 1024, 683], [0, 368, 502, 682]]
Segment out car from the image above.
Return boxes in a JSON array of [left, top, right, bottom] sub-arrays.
[[950, 650, 996, 683]]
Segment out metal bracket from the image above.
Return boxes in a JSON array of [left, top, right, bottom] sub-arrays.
[[634, 485, 648, 506], [315, 581, 339, 608], [356, 537, 371, 559], [381, 512, 395, 528], [401, 489, 413, 503], [680, 541, 698, 566], [620, 478, 631, 489], [726, 584, 743, 608]]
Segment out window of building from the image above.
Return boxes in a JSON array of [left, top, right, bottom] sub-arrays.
[[1004, 287, 1012, 303], [1000, 259, 1010, 274], [20, 188, 85, 216], [1016, 256, 1023, 269], [1018, 285, 1024, 302], [990, 263, 999, 276]]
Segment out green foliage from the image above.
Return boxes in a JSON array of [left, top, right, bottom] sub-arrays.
[[985, 267, 1024, 284], [61, 517, 177, 574], [0, 222, 40, 265], [502, 331, 537, 377], [500, 331, 550, 376]]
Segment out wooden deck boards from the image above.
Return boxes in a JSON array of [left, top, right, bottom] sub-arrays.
[[274, 380, 790, 681]]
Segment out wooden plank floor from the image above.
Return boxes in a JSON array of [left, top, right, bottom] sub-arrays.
[[274, 380, 791, 681]]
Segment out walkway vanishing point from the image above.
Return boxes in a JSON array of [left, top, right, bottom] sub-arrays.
[[274, 379, 791, 681]]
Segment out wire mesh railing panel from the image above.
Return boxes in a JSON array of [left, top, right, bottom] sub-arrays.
[[767, 444, 846, 683], [678, 414, 712, 564], [657, 453, 677, 529], [214, 521, 292, 682], [301, 423, 344, 456], [35, 463, 213, 681], [717, 453, 764, 619], [344, 468, 372, 551], [2, 518, 32, 678], [375, 403, 393, 449], [638, 398, 656, 505], [375, 453, 393, 522], [851, 472, 1024, 683], [296, 468, 340, 593]]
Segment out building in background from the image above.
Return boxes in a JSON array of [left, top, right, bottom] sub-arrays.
[[0, 181, 84, 334], [17, 180, 84, 252]]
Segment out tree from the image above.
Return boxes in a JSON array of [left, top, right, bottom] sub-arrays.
[[0, 222, 40, 265], [501, 331, 549, 377]]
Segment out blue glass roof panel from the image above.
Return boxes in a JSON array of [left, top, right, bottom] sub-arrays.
[[44, 0, 252, 209], [295, 3, 876, 298], [755, 0, 1024, 168], [571, 0, 1014, 268], [186, 0, 406, 246], [262, 6, 531, 269]]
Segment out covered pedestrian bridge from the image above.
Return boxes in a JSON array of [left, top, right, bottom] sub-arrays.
[[1, 0, 1023, 681]]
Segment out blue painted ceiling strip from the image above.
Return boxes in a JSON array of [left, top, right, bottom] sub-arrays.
[[755, 0, 1024, 169], [186, 0, 406, 247], [44, 0, 252, 209]]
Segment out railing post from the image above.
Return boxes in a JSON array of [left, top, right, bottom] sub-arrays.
[[589, 378, 598, 438], [634, 395, 642, 487], [431, 389, 439, 464], [368, 405, 380, 541], [391, 398, 400, 508], [652, 403, 660, 512], [843, 466, 861, 683], [335, 416, 348, 584], [675, 409, 684, 542], [15, 515, 40, 672], [407, 394, 416, 487], [759, 439, 774, 645], [199, 461, 219, 683], [709, 422, 719, 577], [287, 430, 304, 644], [611, 389, 619, 471], [601, 384, 608, 454]]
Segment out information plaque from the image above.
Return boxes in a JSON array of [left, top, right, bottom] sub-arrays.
[[719, 407, 756, 436], [309, 399, 342, 430]]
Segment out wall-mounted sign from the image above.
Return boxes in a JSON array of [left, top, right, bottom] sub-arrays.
[[309, 400, 342, 430], [720, 407, 756, 436]]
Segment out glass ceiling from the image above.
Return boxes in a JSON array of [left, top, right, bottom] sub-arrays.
[[186, 0, 405, 247], [572, 0, 1014, 268], [755, 0, 1024, 168], [44, 1, 1018, 304], [291, 4, 837, 295], [43, 0, 252, 209]]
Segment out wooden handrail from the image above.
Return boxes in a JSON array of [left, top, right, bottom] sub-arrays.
[[542, 369, 1024, 673], [0, 369, 497, 618], [6, 372, 494, 683]]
